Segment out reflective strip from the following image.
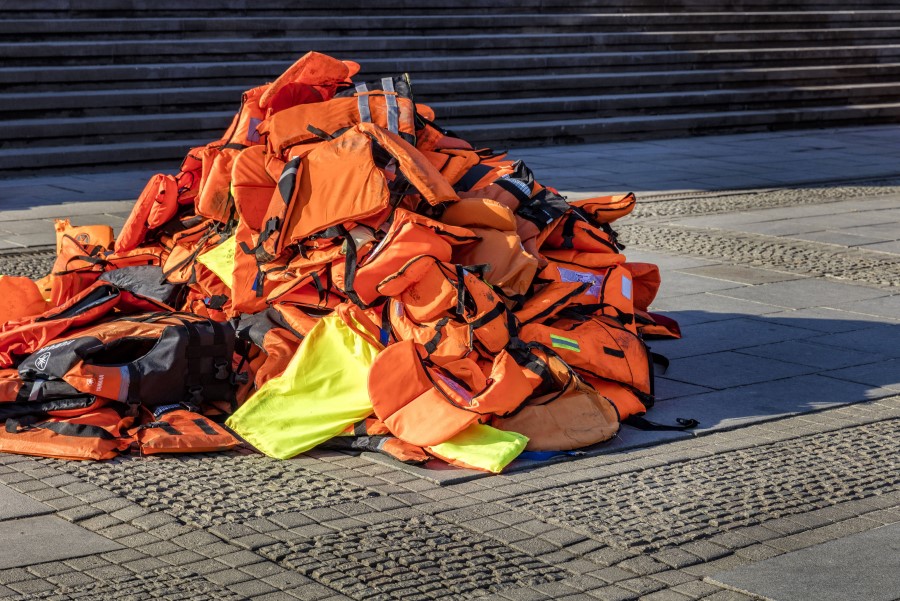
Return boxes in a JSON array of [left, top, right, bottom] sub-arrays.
[[28, 379, 45, 402], [621, 274, 633, 300], [381, 77, 400, 134], [118, 366, 131, 401], [356, 83, 371, 123], [278, 157, 300, 205], [550, 334, 581, 352]]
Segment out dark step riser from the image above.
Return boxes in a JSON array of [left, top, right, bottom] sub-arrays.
[[459, 109, 900, 148], [3, 108, 900, 174], [8, 52, 900, 94], [6, 13, 900, 40], [8, 86, 899, 149], [5, 30, 900, 65], [4, 65, 899, 118], [3, 0, 900, 17]]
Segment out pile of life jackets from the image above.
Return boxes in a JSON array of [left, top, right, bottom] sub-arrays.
[[0, 52, 690, 472]]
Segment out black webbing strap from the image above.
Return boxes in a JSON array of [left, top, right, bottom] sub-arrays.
[[423, 317, 451, 356], [560, 213, 577, 249], [306, 124, 336, 140], [466, 303, 506, 330], [623, 416, 699, 431], [651, 352, 670, 374], [6, 417, 116, 440], [453, 163, 493, 192], [139, 421, 181, 435], [193, 418, 219, 436], [336, 225, 364, 308]]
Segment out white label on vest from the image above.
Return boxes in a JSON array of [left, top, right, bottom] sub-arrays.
[[622, 274, 633, 300], [558, 267, 602, 297]]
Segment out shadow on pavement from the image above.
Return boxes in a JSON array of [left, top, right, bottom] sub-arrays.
[[365, 309, 899, 483]]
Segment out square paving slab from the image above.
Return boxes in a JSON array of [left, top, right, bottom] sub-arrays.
[[708, 522, 900, 601], [0, 515, 122, 569], [0, 483, 53, 521]]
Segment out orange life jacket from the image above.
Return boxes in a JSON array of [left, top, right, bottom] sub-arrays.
[[541, 209, 623, 255], [537, 261, 636, 330], [194, 145, 242, 224], [326, 417, 429, 464], [258, 51, 358, 112], [0, 276, 49, 323], [260, 74, 417, 156], [241, 124, 457, 280], [368, 340, 534, 447], [513, 281, 586, 326], [493, 365, 619, 451], [568, 193, 636, 224], [0, 404, 134, 461], [518, 315, 654, 400], [0, 369, 101, 421], [115, 173, 182, 253], [376, 256, 510, 355], [623, 262, 661, 312], [351, 209, 477, 306], [129, 403, 241, 455], [229, 146, 286, 314], [17, 313, 237, 411], [0, 280, 176, 368]]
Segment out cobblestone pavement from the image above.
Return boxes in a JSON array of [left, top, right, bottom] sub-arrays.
[[0, 396, 898, 600], [1, 129, 900, 600]]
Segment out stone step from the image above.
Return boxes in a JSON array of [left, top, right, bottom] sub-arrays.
[[6, 82, 899, 149], [4, 28, 900, 66], [452, 102, 900, 147], [4, 12, 900, 40], [0, 138, 210, 174], [3, 0, 897, 17], [434, 82, 900, 124], [8, 45, 900, 92], [3, 101, 899, 174], [3, 62, 897, 120], [0, 112, 234, 149]]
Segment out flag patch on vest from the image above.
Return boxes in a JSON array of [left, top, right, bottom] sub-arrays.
[[550, 334, 581, 352]]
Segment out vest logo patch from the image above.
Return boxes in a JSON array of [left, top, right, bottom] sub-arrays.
[[34, 352, 51, 371], [550, 334, 581, 352]]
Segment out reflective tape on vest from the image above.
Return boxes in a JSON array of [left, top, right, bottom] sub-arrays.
[[550, 334, 581, 352], [381, 77, 400, 134], [557, 267, 603, 297]]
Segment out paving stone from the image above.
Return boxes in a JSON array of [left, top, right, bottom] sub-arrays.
[[586, 585, 639, 601], [3, 567, 244, 601], [227, 579, 279, 597], [638, 590, 692, 601], [0, 484, 52, 520], [0, 516, 121, 569], [710, 521, 900, 601], [825, 359, 900, 391], [507, 420, 900, 551], [616, 576, 666, 595], [646, 317, 818, 360], [735, 338, 891, 370], [647, 375, 896, 433], [670, 580, 723, 599], [258, 514, 563, 600], [48, 453, 378, 529], [663, 350, 816, 389]]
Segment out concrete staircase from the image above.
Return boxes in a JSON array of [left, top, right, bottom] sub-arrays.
[[2, 0, 900, 175]]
